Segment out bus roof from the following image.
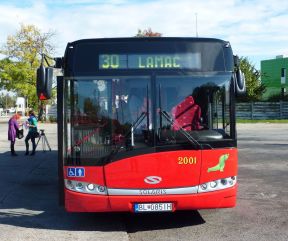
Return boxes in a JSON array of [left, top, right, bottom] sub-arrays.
[[63, 37, 234, 73], [67, 37, 229, 47]]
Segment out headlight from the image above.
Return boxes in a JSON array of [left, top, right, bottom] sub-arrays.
[[221, 179, 227, 185], [66, 180, 74, 189], [87, 183, 95, 191], [200, 183, 208, 190], [198, 176, 237, 193], [64, 179, 107, 195], [76, 182, 84, 190], [97, 185, 106, 193], [210, 181, 218, 188]]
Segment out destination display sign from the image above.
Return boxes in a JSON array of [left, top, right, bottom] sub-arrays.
[[99, 53, 201, 70]]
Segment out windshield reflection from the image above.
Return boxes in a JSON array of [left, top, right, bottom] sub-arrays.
[[156, 75, 231, 145], [65, 74, 232, 164]]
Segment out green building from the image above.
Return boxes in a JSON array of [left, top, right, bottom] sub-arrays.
[[261, 55, 288, 100]]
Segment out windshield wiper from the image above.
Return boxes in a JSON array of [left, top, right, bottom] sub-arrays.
[[129, 112, 147, 146], [160, 110, 202, 149], [104, 111, 147, 163]]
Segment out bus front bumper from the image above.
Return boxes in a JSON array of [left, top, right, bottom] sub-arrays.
[[64, 185, 237, 212]]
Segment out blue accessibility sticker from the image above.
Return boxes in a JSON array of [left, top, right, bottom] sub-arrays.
[[67, 167, 85, 177], [134, 204, 139, 212]]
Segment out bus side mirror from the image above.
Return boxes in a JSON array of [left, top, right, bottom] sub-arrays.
[[37, 65, 53, 100], [235, 69, 246, 96], [233, 55, 240, 68], [233, 55, 246, 96]]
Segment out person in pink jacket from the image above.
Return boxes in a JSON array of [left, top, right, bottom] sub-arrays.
[[8, 114, 21, 156]]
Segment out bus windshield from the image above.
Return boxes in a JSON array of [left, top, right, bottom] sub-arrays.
[[64, 72, 233, 165]]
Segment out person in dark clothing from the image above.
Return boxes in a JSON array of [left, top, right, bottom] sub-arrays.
[[8, 114, 22, 156], [25, 110, 38, 156]]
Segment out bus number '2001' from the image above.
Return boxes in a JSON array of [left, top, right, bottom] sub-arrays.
[[178, 157, 197, 165]]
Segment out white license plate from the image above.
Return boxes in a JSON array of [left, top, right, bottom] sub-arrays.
[[134, 203, 173, 212]]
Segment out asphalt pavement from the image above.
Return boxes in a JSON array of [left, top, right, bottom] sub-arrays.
[[0, 121, 128, 241], [0, 121, 287, 241]]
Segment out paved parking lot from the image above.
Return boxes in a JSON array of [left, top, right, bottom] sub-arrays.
[[0, 121, 287, 241]]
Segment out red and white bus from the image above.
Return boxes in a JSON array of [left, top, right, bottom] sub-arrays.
[[37, 37, 245, 212]]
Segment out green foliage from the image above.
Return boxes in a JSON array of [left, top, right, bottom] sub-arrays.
[[266, 93, 288, 102], [0, 93, 16, 108], [238, 57, 266, 101], [0, 24, 55, 109]]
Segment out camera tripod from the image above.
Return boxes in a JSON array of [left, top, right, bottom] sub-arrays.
[[36, 129, 51, 152]]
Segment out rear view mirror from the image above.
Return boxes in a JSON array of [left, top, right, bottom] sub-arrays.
[[235, 69, 246, 96], [233, 55, 246, 96], [233, 55, 240, 68], [37, 65, 53, 100]]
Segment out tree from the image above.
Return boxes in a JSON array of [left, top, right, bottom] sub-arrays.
[[0, 93, 16, 109], [135, 28, 162, 37], [238, 57, 266, 101], [0, 24, 55, 109]]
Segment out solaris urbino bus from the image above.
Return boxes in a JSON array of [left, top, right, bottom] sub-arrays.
[[37, 37, 246, 212]]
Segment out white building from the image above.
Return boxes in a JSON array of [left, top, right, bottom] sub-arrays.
[[16, 97, 25, 115]]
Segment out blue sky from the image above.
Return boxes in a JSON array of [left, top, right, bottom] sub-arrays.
[[0, 0, 288, 69]]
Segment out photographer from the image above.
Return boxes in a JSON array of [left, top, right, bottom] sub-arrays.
[[25, 110, 38, 156]]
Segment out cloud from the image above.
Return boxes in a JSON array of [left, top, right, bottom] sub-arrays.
[[0, 0, 288, 68]]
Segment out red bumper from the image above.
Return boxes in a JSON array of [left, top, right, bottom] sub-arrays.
[[65, 185, 237, 212]]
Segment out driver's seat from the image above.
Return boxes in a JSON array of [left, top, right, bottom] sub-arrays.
[[171, 96, 201, 131]]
